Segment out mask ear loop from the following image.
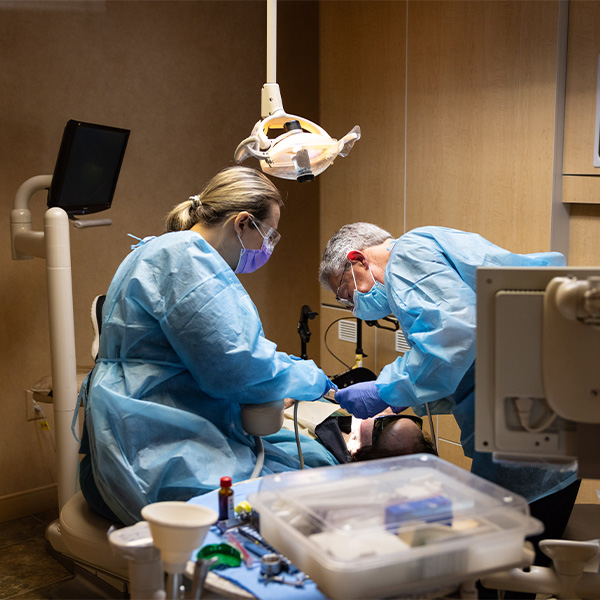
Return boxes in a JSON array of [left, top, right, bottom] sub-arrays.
[[234, 212, 253, 250], [349, 261, 358, 289]]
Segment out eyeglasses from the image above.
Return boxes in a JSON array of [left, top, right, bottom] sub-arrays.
[[250, 216, 281, 248], [335, 264, 354, 308], [371, 414, 423, 447]]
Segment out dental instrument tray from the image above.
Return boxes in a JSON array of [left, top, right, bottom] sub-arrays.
[[248, 454, 541, 599]]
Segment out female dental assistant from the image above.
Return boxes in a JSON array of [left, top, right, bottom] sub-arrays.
[[78, 166, 337, 525]]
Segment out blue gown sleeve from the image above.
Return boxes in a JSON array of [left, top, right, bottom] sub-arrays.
[[156, 240, 330, 404], [376, 241, 477, 408]]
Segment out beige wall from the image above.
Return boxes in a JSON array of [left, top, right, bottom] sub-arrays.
[[0, 0, 321, 520], [320, 0, 599, 502], [318, 0, 408, 408]]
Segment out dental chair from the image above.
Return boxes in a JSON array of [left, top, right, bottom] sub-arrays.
[[46, 293, 130, 597]]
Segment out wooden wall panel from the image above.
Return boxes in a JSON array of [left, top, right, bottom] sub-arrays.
[[563, 0, 600, 177], [406, 1, 559, 253], [319, 1, 407, 308], [563, 176, 600, 204], [562, 1, 600, 266], [320, 1, 561, 468], [569, 204, 600, 264]]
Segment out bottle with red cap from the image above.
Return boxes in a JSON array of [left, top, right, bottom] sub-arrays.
[[218, 476, 234, 521]]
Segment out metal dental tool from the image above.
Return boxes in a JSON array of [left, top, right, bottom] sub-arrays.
[[190, 556, 218, 600]]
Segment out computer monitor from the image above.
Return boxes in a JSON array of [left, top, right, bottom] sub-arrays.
[[475, 266, 600, 478], [47, 120, 130, 216]]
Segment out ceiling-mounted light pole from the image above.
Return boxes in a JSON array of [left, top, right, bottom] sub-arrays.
[[235, 0, 360, 183]]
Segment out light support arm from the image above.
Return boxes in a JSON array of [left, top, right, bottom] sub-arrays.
[[266, 0, 276, 84], [11, 175, 80, 510], [11, 175, 52, 260], [45, 207, 80, 510], [261, 0, 283, 119], [261, 83, 284, 120]]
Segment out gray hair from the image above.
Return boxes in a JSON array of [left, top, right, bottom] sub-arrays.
[[165, 166, 283, 232], [318, 222, 393, 287]]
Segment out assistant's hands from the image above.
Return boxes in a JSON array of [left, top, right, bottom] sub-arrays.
[[334, 381, 389, 419]]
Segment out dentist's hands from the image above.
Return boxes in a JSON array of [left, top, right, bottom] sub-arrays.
[[322, 378, 338, 398], [335, 381, 389, 419]]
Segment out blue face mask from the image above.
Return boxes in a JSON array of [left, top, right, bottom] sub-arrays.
[[351, 265, 391, 320]]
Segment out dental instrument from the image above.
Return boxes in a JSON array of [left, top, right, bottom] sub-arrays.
[[234, 0, 360, 182], [190, 557, 218, 600]]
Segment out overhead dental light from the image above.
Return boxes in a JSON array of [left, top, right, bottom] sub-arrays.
[[234, 0, 360, 182]]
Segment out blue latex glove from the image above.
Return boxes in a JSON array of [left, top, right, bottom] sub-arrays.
[[335, 381, 389, 419], [323, 378, 338, 396]]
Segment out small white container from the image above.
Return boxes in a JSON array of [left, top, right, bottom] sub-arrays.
[[249, 454, 541, 599]]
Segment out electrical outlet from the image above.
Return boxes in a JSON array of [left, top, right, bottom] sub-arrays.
[[25, 390, 43, 421]]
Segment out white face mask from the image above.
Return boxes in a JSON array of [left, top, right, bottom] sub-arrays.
[[351, 264, 391, 321]]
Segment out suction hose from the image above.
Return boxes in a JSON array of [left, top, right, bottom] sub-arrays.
[[250, 437, 265, 480], [240, 400, 284, 479]]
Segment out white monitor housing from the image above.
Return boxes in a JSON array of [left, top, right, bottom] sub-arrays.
[[475, 267, 600, 479]]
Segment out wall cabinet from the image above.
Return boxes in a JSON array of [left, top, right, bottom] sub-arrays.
[[563, 0, 600, 204]]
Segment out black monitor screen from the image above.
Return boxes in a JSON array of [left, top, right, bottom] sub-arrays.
[[48, 120, 130, 216]]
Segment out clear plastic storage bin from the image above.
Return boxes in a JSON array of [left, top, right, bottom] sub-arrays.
[[248, 454, 541, 599]]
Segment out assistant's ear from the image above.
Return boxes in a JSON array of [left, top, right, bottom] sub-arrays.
[[234, 211, 251, 235]]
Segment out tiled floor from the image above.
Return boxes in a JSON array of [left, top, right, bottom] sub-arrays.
[[0, 509, 75, 599]]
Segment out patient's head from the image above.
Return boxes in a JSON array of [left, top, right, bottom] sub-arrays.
[[350, 414, 437, 461]]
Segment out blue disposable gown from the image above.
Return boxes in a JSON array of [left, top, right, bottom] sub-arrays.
[[79, 232, 337, 525], [375, 226, 577, 503]]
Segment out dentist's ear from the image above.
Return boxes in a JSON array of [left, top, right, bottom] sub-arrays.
[[347, 250, 368, 267]]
